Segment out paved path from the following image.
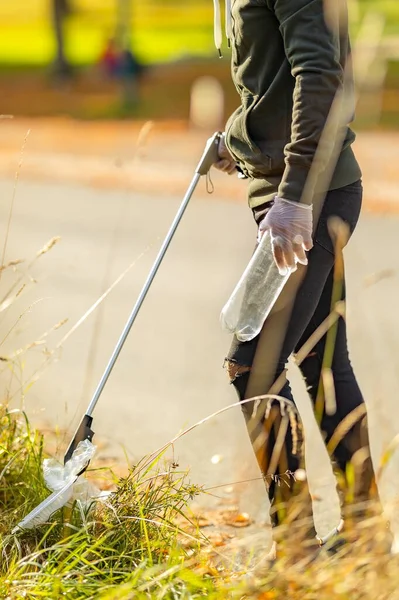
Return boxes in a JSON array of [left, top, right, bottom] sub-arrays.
[[1, 173, 399, 540]]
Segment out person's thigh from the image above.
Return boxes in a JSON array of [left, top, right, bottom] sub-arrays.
[[246, 243, 335, 398]]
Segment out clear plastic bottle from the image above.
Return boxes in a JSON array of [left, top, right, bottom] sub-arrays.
[[220, 230, 294, 342]]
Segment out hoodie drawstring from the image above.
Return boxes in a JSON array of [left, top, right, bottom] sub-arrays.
[[213, 0, 232, 56], [225, 0, 232, 46]]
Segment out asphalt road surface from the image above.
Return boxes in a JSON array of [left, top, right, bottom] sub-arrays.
[[1, 176, 399, 540]]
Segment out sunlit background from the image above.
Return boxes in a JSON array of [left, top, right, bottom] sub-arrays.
[[0, 0, 398, 123]]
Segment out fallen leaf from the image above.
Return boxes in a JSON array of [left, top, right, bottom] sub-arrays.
[[224, 512, 252, 528]]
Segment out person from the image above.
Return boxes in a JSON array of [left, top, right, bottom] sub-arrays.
[[212, 0, 392, 563], [99, 37, 120, 78]]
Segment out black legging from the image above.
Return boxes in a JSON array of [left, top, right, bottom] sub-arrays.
[[226, 180, 382, 539]]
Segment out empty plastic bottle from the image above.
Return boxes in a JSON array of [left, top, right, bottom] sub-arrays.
[[220, 230, 295, 342]]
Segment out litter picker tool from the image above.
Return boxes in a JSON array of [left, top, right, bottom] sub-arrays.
[[64, 131, 221, 463], [14, 132, 222, 532]]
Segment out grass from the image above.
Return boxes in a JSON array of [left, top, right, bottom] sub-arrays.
[[0, 405, 210, 599], [1, 354, 399, 597], [1, 265, 397, 600], [1, 404, 399, 600], [1, 241, 398, 599]]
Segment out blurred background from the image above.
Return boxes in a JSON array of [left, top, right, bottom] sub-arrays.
[[0, 0, 234, 120], [1, 0, 399, 537], [0, 0, 398, 122]]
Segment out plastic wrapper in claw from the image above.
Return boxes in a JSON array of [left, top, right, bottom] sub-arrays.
[[43, 439, 96, 491], [13, 440, 98, 533]]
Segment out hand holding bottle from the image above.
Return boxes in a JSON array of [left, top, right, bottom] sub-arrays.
[[258, 198, 314, 276]]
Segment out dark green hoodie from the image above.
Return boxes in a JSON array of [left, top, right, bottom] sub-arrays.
[[225, 0, 361, 209]]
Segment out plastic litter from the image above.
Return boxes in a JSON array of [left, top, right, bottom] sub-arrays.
[[13, 440, 100, 533], [43, 439, 96, 493], [220, 230, 293, 342]]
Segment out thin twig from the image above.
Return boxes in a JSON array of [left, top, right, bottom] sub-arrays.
[[0, 236, 61, 309], [0, 129, 30, 287], [0, 298, 48, 347]]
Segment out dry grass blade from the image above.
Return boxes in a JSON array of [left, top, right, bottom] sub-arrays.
[[376, 433, 399, 483], [204, 476, 265, 492], [0, 237, 61, 309], [0, 258, 24, 273], [138, 394, 298, 479], [244, 300, 345, 450], [292, 301, 345, 368], [6, 251, 149, 404], [321, 367, 337, 416], [4, 318, 69, 361], [326, 403, 367, 457], [36, 237, 61, 257], [0, 298, 48, 347], [364, 269, 396, 287], [313, 218, 347, 424], [266, 415, 290, 478], [135, 121, 154, 157], [0, 129, 30, 287], [80, 120, 155, 405], [56, 251, 148, 349], [0, 284, 26, 314]]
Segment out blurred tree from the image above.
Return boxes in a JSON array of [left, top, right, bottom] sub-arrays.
[[116, 0, 132, 48], [51, 0, 72, 78]]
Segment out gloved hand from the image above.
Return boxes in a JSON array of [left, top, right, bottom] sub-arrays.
[[258, 197, 313, 276], [213, 133, 237, 175]]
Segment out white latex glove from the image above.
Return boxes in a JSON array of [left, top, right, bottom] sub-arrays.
[[213, 133, 237, 175], [258, 197, 313, 276]]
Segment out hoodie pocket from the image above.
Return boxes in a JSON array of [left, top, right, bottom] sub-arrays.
[[226, 95, 272, 176], [241, 94, 272, 170], [233, 93, 287, 177]]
